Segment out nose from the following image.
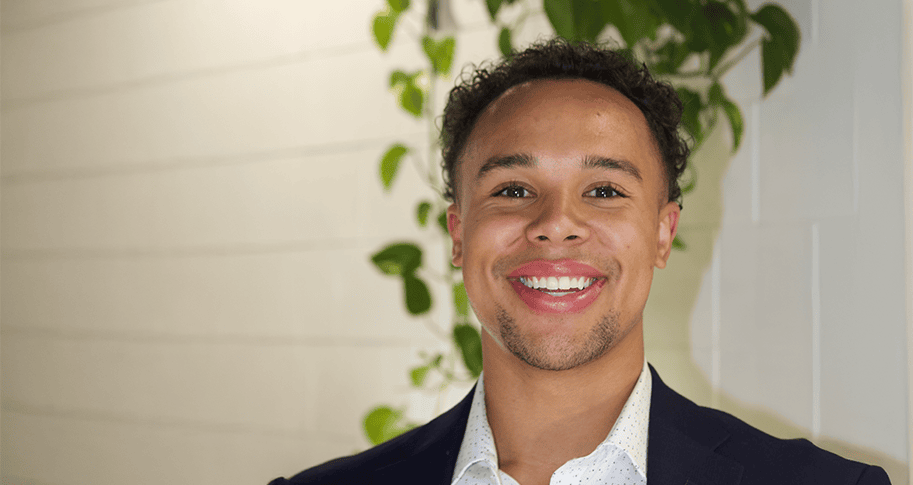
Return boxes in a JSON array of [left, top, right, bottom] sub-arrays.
[[526, 192, 589, 245]]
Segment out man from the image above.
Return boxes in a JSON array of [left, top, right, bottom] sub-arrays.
[[271, 39, 891, 485]]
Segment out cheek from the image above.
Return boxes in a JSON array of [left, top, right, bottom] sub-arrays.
[[596, 218, 657, 267], [463, 212, 528, 262]]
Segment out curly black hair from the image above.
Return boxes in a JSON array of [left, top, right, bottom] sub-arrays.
[[440, 38, 689, 206]]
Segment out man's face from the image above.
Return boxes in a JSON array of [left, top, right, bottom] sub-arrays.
[[446, 79, 679, 371]]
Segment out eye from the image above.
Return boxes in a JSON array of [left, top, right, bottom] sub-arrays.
[[493, 184, 531, 198], [584, 185, 625, 198]]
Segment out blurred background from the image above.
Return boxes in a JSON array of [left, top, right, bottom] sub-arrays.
[[1, 0, 911, 484]]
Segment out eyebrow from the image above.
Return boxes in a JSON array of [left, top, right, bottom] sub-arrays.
[[475, 153, 643, 182], [476, 153, 536, 179], [582, 155, 643, 182]]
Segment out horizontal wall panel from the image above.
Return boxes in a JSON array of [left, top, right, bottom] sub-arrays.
[[3, 153, 365, 249], [1, 410, 355, 485], [1, 0, 380, 101], [1, 242, 450, 342], [0, 0, 151, 31], [0, 142, 443, 250], [1, 47, 424, 175], [310, 343, 441, 439], [4, 335, 421, 436], [3, 335, 319, 432]]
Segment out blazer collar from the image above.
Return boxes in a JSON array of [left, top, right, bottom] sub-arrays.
[[373, 385, 475, 484], [646, 365, 743, 485], [380, 366, 745, 485]]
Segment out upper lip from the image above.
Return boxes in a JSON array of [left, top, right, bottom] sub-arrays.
[[506, 259, 604, 278]]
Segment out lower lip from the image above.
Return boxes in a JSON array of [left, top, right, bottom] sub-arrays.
[[509, 279, 606, 314]]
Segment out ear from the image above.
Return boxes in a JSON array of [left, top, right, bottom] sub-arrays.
[[654, 201, 680, 269], [447, 203, 463, 267]]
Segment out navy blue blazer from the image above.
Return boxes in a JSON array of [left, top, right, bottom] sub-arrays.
[[270, 366, 891, 484]]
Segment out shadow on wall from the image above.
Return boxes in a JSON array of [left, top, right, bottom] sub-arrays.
[[643, 124, 908, 485]]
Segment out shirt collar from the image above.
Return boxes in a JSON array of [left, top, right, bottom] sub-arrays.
[[451, 360, 652, 484]]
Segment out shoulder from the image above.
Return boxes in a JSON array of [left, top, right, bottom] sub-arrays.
[[648, 365, 891, 484], [267, 387, 475, 485], [706, 406, 891, 484], [270, 424, 430, 485]]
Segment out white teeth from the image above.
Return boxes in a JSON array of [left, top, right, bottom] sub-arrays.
[[519, 276, 596, 292]]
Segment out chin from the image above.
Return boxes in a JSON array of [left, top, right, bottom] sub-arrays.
[[493, 305, 623, 371]]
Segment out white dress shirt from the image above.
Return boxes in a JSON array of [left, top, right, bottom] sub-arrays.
[[451, 361, 652, 485]]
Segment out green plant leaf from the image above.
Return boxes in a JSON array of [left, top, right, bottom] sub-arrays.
[[453, 281, 469, 316], [721, 97, 743, 152], [652, 0, 694, 34], [371, 242, 422, 276], [410, 364, 429, 386], [422, 36, 455, 76], [704, 1, 740, 69], [387, 0, 410, 13], [544, 0, 609, 42], [686, 10, 714, 53], [708, 82, 724, 105], [363, 406, 414, 445], [389, 70, 424, 116], [416, 201, 432, 227], [486, 0, 504, 20], [403, 273, 432, 314], [498, 27, 513, 59], [676, 87, 705, 148], [706, 82, 744, 152], [389, 70, 410, 88], [543, 0, 575, 40], [372, 11, 398, 51], [604, 0, 658, 47], [751, 4, 800, 95], [651, 38, 691, 75], [437, 210, 448, 235], [453, 324, 483, 377], [680, 164, 697, 194], [672, 235, 687, 251], [400, 82, 424, 117], [379, 144, 408, 191]]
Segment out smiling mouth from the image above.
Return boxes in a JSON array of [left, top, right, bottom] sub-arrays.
[[516, 276, 598, 297]]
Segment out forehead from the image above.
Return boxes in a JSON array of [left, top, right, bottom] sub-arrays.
[[459, 78, 663, 190]]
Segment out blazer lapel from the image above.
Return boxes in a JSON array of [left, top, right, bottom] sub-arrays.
[[373, 385, 475, 484], [370, 369, 744, 485], [647, 366, 743, 485]]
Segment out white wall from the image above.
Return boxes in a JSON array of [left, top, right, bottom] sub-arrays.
[[665, 1, 909, 482], [1, 1, 908, 484]]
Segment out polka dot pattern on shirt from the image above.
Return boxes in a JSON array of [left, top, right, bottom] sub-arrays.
[[451, 361, 652, 485]]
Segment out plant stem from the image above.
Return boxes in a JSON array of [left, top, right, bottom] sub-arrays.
[[427, 78, 438, 191], [712, 36, 762, 79], [422, 315, 449, 340], [409, 144, 430, 183]]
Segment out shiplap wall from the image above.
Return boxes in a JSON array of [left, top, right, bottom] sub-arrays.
[[1, 1, 908, 484]]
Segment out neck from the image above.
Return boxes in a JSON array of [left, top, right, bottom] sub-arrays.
[[481, 322, 644, 485]]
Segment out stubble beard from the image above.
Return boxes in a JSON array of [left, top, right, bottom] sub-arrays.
[[495, 305, 622, 371]]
